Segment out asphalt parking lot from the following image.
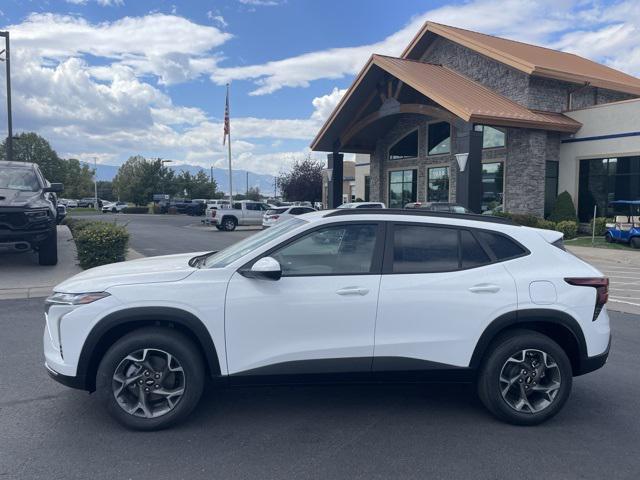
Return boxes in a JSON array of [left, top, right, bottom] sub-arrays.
[[1, 213, 639, 479]]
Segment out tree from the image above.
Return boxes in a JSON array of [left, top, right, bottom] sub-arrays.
[[246, 186, 261, 201], [549, 191, 577, 222], [277, 157, 323, 202], [96, 181, 115, 202], [63, 158, 95, 199], [174, 170, 217, 198], [112, 156, 175, 205]]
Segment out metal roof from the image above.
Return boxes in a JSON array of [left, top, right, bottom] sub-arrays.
[[403, 22, 640, 96]]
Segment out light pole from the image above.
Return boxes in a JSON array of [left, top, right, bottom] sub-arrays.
[[161, 159, 172, 196], [94, 157, 99, 211], [0, 31, 13, 162]]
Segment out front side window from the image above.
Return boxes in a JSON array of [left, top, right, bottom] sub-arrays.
[[389, 130, 418, 160], [392, 225, 458, 273], [428, 122, 451, 155], [474, 125, 506, 148], [388, 170, 417, 209], [427, 167, 450, 202], [271, 224, 378, 276]]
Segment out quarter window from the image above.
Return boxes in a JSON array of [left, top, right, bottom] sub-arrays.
[[428, 122, 451, 155], [475, 230, 525, 260], [271, 224, 378, 276]]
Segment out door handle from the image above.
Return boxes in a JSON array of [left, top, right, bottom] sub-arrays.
[[469, 284, 500, 294], [336, 287, 369, 296]]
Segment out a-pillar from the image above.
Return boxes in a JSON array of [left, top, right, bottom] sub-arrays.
[[327, 152, 344, 209], [455, 124, 483, 213]]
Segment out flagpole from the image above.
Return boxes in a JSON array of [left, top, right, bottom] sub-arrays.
[[226, 83, 233, 203]]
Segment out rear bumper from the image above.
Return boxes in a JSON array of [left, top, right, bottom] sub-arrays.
[[577, 334, 611, 376]]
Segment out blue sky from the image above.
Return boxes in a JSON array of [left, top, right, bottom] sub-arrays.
[[0, 0, 639, 175]]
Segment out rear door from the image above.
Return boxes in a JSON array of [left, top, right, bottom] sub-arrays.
[[373, 222, 518, 370]]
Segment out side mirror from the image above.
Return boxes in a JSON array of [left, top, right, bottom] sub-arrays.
[[44, 183, 63, 193], [243, 256, 282, 281]]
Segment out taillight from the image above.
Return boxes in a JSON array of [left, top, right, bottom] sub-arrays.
[[211, 209, 217, 218], [565, 277, 609, 320], [271, 215, 279, 220]]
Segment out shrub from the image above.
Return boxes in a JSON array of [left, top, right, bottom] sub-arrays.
[[69, 220, 129, 269], [590, 217, 611, 236], [537, 219, 557, 230], [122, 206, 149, 214], [555, 220, 578, 239], [549, 191, 577, 222], [507, 213, 541, 228]]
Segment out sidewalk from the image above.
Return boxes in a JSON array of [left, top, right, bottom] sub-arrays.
[[567, 245, 640, 315], [0, 226, 82, 300]]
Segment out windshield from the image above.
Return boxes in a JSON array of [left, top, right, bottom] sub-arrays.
[[0, 168, 40, 192], [204, 218, 307, 268]]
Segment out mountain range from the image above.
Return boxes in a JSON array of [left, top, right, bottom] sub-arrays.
[[90, 163, 277, 196]]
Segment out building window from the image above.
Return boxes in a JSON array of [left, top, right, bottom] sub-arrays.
[[427, 122, 451, 155], [364, 175, 371, 201], [578, 156, 640, 221], [481, 162, 504, 213], [544, 161, 559, 218], [389, 169, 417, 209], [474, 125, 506, 148], [427, 167, 450, 202], [389, 130, 418, 160]]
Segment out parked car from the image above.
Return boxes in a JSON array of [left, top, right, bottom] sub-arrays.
[[56, 204, 67, 224], [337, 202, 386, 209], [102, 201, 128, 213], [202, 200, 232, 225], [78, 197, 102, 208], [45, 209, 610, 429], [209, 200, 271, 231], [605, 200, 640, 248], [186, 199, 208, 216], [405, 202, 470, 213], [262, 205, 316, 227], [0, 160, 63, 265]]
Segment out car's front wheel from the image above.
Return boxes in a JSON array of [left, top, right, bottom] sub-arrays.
[[605, 232, 614, 243], [631, 237, 640, 249], [477, 330, 572, 425], [38, 227, 58, 265], [96, 328, 205, 430]]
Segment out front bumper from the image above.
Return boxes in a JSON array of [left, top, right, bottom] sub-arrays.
[[45, 362, 88, 390]]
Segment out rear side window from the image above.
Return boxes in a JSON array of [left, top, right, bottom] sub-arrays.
[[267, 208, 288, 215], [475, 230, 526, 260], [461, 230, 490, 268], [392, 225, 458, 273]]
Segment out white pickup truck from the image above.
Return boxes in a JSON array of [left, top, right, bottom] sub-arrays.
[[209, 200, 271, 231]]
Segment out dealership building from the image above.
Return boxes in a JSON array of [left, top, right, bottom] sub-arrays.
[[312, 22, 640, 220]]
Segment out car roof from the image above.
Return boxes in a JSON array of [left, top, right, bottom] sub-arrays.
[[312, 208, 516, 226], [0, 160, 36, 169]]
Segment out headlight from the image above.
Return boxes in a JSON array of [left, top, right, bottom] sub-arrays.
[[25, 208, 50, 220], [46, 292, 111, 306]]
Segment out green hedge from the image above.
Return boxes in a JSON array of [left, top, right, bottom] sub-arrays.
[[555, 220, 578, 239], [495, 212, 578, 239], [548, 191, 577, 223], [590, 217, 611, 236], [122, 206, 149, 214], [63, 218, 129, 269]]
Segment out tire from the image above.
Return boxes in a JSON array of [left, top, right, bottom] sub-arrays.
[[215, 225, 223, 231], [604, 232, 614, 243], [221, 216, 237, 232], [38, 228, 58, 266], [631, 237, 640, 249], [112, 207, 117, 213], [96, 327, 205, 431], [477, 329, 572, 426]]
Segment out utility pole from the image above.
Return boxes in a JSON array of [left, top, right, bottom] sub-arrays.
[[0, 32, 13, 162], [246, 171, 249, 196], [94, 157, 99, 211]]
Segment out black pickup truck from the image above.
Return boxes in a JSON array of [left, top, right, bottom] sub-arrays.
[[0, 161, 64, 265]]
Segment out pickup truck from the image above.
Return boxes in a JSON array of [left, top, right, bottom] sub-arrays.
[[0, 161, 64, 265], [209, 200, 270, 231]]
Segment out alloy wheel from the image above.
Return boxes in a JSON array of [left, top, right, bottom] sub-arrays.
[[499, 349, 561, 414], [112, 348, 186, 419]]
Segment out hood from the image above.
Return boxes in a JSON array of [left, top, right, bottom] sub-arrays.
[[55, 251, 208, 294], [0, 189, 43, 207]]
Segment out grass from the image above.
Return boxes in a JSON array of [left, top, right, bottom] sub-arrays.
[[68, 207, 103, 215], [565, 236, 637, 251]]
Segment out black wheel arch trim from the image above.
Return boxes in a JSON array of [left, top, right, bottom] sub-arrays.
[[76, 306, 221, 391], [469, 308, 591, 374]]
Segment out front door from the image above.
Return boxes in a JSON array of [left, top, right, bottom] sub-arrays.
[[225, 222, 385, 376], [373, 223, 518, 370]]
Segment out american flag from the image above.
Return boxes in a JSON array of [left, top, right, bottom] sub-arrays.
[[223, 84, 230, 145]]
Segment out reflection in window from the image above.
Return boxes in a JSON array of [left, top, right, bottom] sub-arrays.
[[364, 175, 371, 202], [544, 161, 559, 218], [474, 125, 506, 148], [481, 162, 504, 213], [389, 130, 418, 160], [271, 224, 378, 276], [393, 225, 458, 273], [427, 167, 450, 202], [578, 156, 640, 221], [388, 169, 417, 209], [428, 122, 451, 155]]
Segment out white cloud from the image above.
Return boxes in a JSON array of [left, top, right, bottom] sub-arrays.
[[66, 0, 124, 6], [207, 11, 228, 28], [212, 0, 640, 95], [238, 0, 282, 6]]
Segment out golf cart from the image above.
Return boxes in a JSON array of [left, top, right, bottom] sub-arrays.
[[605, 200, 640, 248]]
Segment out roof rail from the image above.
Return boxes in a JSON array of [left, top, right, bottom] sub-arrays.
[[324, 208, 518, 225]]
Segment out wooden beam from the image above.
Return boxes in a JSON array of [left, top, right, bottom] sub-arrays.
[[393, 80, 404, 99]]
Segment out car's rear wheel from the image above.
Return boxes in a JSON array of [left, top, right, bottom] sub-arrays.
[[477, 330, 572, 425], [631, 237, 640, 249], [604, 232, 614, 243], [96, 328, 205, 430], [38, 227, 58, 265], [221, 216, 237, 231]]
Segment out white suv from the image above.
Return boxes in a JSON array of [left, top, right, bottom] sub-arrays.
[[44, 210, 610, 430]]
